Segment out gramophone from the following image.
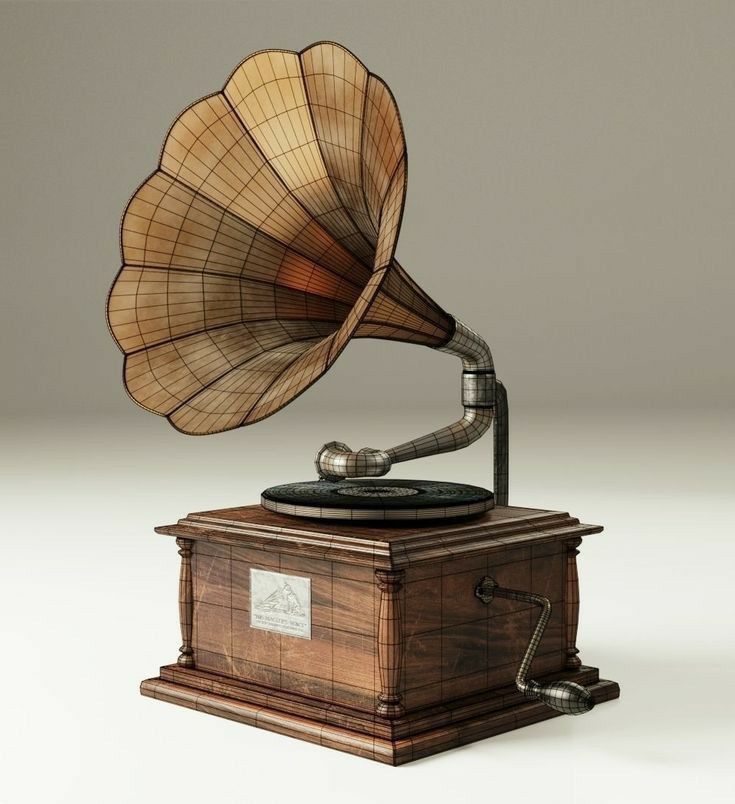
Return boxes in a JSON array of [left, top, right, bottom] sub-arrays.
[[107, 41, 619, 763]]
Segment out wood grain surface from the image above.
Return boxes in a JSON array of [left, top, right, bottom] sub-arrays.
[[142, 502, 617, 763]]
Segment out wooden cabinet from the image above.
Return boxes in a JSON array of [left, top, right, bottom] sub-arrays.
[[141, 504, 619, 764]]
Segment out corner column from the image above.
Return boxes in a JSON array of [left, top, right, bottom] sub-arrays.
[[564, 537, 583, 670], [375, 569, 405, 719], [176, 537, 194, 668]]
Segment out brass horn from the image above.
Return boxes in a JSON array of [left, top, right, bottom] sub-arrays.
[[106, 42, 507, 495]]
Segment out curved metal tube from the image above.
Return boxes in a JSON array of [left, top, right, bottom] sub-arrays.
[[475, 576, 594, 716], [315, 319, 495, 479]]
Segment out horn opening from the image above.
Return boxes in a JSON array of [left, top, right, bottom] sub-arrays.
[[107, 42, 453, 435]]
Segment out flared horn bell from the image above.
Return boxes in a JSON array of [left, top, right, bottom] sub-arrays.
[[107, 42, 454, 435]]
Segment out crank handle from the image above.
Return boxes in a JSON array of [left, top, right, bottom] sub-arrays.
[[475, 576, 594, 716]]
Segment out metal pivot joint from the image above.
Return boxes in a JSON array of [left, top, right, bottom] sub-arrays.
[[474, 576, 594, 716]]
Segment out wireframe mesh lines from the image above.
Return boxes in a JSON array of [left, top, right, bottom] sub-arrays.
[[107, 41, 455, 435]]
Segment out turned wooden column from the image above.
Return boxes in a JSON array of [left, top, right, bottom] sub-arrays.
[[176, 537, 194, 668], [564, 537, 583, 670], [375, 569, 405, 719]]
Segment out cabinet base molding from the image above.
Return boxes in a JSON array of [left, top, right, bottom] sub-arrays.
[[141, 664, 619, 765]]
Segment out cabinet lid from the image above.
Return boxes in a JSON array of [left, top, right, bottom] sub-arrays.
[[156, 504, 603, 570]]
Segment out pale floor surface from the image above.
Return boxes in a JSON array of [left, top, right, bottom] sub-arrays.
[[1, 410, 733, 803]]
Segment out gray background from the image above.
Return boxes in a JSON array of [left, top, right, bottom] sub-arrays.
[[2, 0, 733, 418], [1, 3, 734, 804]]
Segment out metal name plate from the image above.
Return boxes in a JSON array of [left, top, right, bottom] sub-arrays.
[[250, 568, 311, 639]]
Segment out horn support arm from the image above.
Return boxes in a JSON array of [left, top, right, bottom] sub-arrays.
[[315, 320, 495, 480]]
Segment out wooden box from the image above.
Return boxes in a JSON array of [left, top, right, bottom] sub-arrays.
[[141, 504, 619, 764]]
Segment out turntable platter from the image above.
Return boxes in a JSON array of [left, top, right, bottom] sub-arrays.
[[261, 479, 494, 521]]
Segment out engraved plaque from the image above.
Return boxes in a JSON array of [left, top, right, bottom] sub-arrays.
[[250, 568, 311, 639]]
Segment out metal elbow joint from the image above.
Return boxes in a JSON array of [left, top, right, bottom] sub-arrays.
[[315, 442, 392, 480]]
